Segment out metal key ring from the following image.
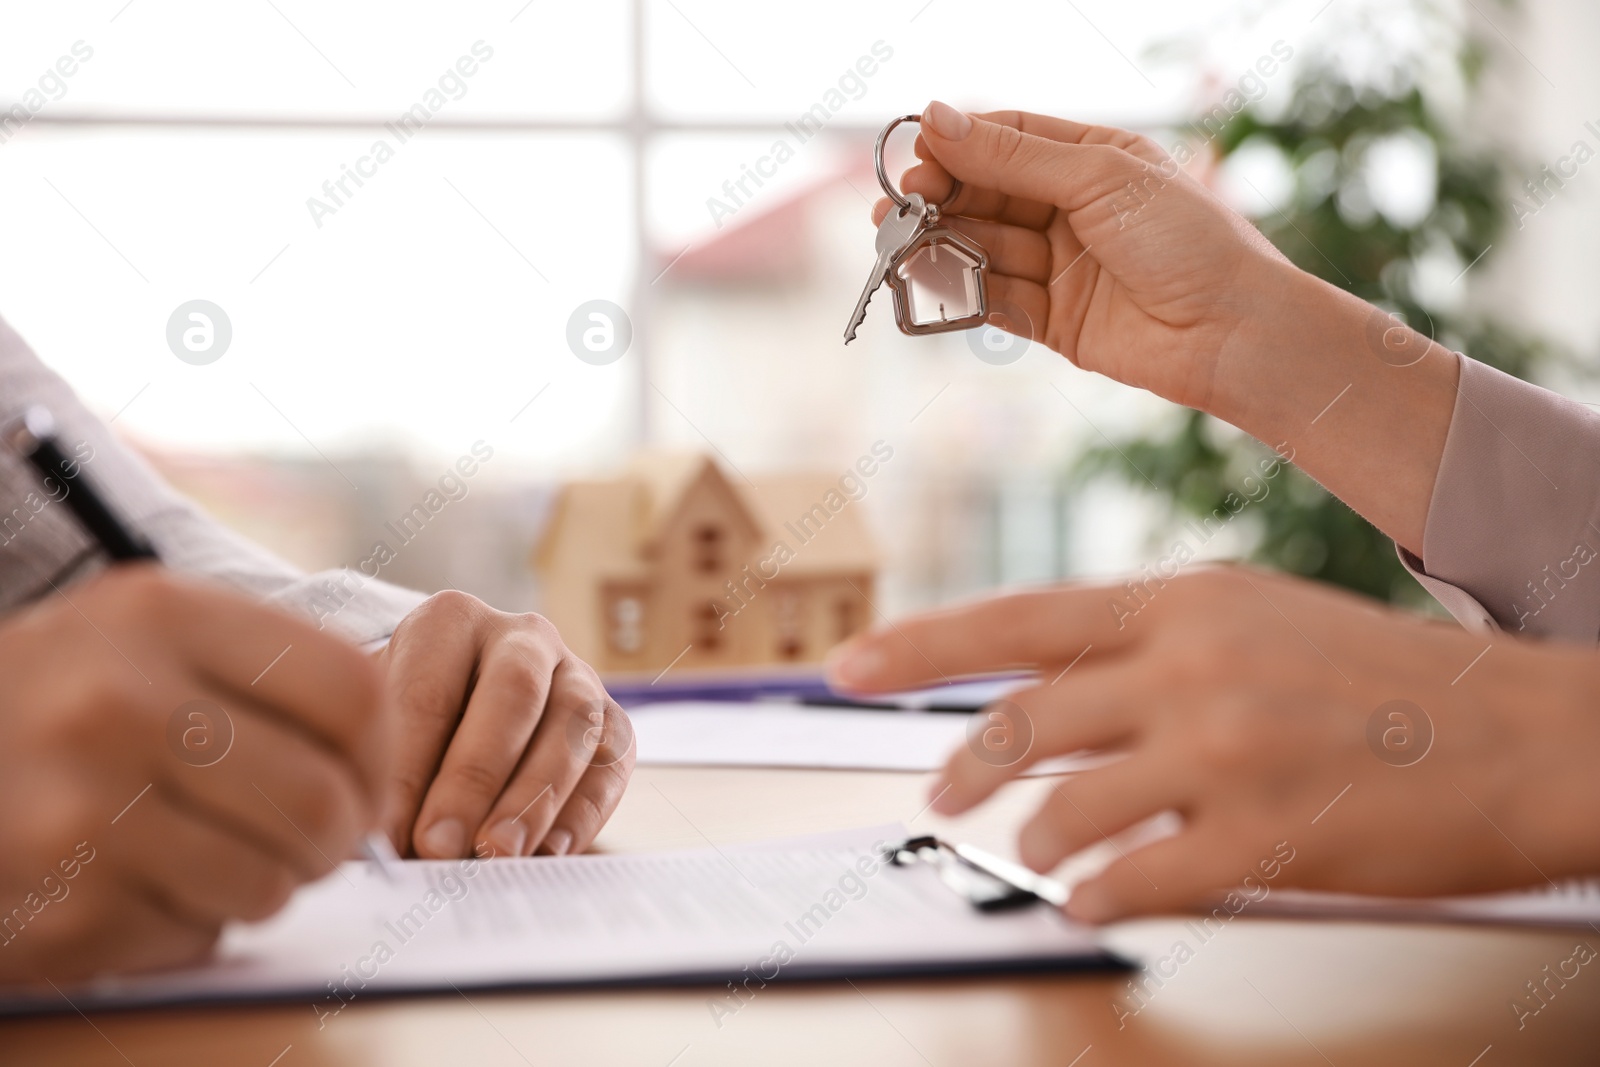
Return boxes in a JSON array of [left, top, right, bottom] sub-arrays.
[[874, 114, 962, 215]]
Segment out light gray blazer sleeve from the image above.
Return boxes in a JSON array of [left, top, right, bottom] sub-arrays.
[[0, 315, 425, 644], [1400, 352, 1600, 644]]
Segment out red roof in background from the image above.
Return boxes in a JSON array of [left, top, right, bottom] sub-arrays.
[[652, 153, 878, 286]]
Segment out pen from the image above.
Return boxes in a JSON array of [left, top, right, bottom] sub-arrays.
[[4, 404, 403, 882], [4, 406, 156, 561]]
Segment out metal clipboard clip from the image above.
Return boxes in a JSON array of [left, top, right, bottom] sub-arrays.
[[882, 835, 1069, 913]]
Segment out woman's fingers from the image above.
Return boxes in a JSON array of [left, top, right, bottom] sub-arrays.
[[895, 157, 1057, 231], [827, 584, 1137, 692], [1016, 752, 1188, 872], [899, 101, 1177, 229], [984, 274, 1052, 344], [869, 194, 1055, 282], [863, 202, 1055, 320], [917, 102, 1171, 218], [934, 667, 1145, 815], [966, 109, 1172, 164], [945, 217, 1052, 284], [1066, 824, 1259, 923]]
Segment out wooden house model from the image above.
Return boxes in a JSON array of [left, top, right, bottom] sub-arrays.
[[532, 453, 879, 673]]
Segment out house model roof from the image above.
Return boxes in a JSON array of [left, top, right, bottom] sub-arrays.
[[533, 451, 879, 581]]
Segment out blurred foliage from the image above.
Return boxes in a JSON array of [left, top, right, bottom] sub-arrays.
[[1073, 6, 1562, 608]]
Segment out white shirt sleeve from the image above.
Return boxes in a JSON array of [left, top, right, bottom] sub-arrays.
[[0, 315, 425, 644]]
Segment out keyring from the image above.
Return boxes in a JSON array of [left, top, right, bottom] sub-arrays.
[[874, 114, 962, 216]]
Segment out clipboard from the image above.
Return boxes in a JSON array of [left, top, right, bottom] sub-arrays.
[[0, 824, 1129, 1017]]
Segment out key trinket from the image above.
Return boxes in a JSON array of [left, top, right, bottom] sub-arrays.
[[842, 114, 991, 344]]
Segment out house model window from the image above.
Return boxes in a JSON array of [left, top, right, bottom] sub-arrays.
[[694, 601, 724, 652], [533, 453, 880, 673], [775, 590, 803, 660], [605, 591, 645, 655], [833, 598, 857, 643], [694, 524, 723, 573]]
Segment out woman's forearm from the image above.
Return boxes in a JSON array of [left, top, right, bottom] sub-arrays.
[[1209, 257, 1460, 557]]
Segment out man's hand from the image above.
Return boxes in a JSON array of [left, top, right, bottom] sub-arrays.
[[0, 567, 388, 982], [826, 566, 1600, 922], [377, 591, 633, 860]]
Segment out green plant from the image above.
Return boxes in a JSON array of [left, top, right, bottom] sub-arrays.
[[1074, 18, 1561, 607]]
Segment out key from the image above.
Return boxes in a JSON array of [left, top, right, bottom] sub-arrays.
[[843, 192, 927, 345]]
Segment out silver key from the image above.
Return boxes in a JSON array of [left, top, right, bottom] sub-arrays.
[[843, 192, 927, 344]]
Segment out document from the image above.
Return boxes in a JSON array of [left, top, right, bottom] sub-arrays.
[[630, 702, 1111, 775], [0, 825, 1121, 1017], [1250, 881, 1600, 928]]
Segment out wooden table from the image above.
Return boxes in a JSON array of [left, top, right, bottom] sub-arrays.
[[5, 766, 1598, 1066]]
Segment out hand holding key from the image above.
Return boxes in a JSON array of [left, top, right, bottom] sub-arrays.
[[879, 101, 1462, 557], [844, 115, 991, 344], [876, 102, 1292, 413]]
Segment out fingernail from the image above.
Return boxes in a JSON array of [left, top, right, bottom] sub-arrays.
[[830, 643, 885, 687], [418, 818, 465, 858], [1018, 823, 1067, 874], [924, 101, 972, 141], [542, 829, 573, 857], [486, 819, 527, 858], [1067, 886, 1114, 924]]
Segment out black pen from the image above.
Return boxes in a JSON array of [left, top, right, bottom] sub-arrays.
[[5, 406, 157, 561], [4, 404, 404, 880]]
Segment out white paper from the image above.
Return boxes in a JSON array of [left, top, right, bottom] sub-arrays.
[[630, 702, 1110, 775], [1, 824, 1113, 1015], [1250, 881, 1600, 928]]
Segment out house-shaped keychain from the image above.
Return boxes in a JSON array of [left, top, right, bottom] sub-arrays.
[[887, 226, 989, 336]]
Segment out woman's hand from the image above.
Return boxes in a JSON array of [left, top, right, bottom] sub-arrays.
[[879, 103, 1285, 413], [883, 104, 1460, 554], [826, 566, 1600, 922], [377, 592, 633, 861]]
